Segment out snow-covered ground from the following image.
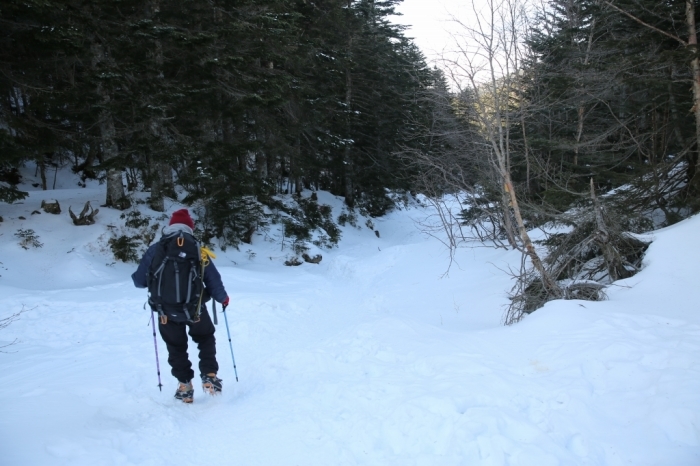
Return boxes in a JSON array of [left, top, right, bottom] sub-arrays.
[[1, 167, 699, 466]]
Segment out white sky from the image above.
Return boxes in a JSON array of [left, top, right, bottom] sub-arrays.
[[392, 0, 529, 88], [391, 0, 480, 64]]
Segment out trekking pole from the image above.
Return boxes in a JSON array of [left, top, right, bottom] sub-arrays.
[[221, 304, 239, 382], [150, 311, 164, 391], [212, 299, 218, 325]]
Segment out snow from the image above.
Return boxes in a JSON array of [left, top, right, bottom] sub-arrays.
[[1, 167, 699, 466]]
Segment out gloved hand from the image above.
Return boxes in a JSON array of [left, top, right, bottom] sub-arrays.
[[222, 296, 230, 307]]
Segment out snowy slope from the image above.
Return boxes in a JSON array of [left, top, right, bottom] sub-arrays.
[[0, 168, 699, 466]]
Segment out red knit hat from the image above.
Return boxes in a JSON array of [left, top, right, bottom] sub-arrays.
[[169, 209, 195, 229]]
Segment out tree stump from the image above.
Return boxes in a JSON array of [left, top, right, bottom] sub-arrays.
[[302, 253, 322, 264], [41, 200, 61, 214], [69, 201, 99, 225], [284, 257, 303, 266]]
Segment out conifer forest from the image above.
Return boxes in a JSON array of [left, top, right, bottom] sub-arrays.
[[2, 1, 700, 311]]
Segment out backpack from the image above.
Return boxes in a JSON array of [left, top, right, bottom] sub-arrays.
[[147, 231, 204, 323]]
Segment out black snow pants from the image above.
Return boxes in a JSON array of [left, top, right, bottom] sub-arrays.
[[158, 308, 219, 383]]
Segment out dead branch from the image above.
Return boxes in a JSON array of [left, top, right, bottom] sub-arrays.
[[591, 179, 632, 281], [1, 305, 31, 352], [69, 201, 99, 225]]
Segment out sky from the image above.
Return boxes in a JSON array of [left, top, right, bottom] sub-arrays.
[[392, 0, 480, 64], [1, 162, 700, 465], [391, 0, 498, 87]]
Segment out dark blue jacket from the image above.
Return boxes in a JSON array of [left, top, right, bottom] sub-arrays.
[[132, 239, 228, 306]]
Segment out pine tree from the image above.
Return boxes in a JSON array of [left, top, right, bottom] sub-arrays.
[[521, 0, 694, 216], [0, 0, 438, 245]]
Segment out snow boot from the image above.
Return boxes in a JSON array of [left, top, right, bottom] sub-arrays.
[[201, 373, 222, 396], [174, 381, 194, 403]]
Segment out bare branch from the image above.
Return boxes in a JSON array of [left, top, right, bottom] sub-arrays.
[[0, 306, 31, 353], [601, 1, 687, 46]]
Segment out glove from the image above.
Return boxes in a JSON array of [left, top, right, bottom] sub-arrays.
[[222, 296, 230, 307]]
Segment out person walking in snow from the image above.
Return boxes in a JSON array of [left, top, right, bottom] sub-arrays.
[[132, 209, 230, 403]]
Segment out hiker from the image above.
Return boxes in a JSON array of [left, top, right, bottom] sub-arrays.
[[132, 208, 229, 403]]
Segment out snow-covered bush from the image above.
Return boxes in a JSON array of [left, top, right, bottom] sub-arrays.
[[269, 193, 342, 253], [105, 210, 163, 263]]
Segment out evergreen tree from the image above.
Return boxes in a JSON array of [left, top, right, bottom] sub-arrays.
[[0, 0, 438, 245], [521, 0, 695, 217]]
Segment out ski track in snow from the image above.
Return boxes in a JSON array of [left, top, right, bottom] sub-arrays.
[[1, 175, 700, 465]]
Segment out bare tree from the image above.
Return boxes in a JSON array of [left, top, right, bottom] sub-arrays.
[[446, 0, 562, 296], [404, 0, 674, 323], [398, 0, 564, 320]]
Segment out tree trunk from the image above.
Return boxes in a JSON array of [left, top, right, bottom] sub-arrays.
[[500, 188, 519, 249], [574, 19, 596, 167], [92, 42, 128, 210], [343, 61, 354, 207], [686, 0, 700, 186], [101, 111, 128, 209], [668, 70, 687, 150], [147, 0, 170, 212], [506, 177, 562, 296], [343, 1, 354, 208], [520, 111, 531, 193], [255, 151, 267, 179], [148, 161, 167, 212], [38, 156, 47, 191]]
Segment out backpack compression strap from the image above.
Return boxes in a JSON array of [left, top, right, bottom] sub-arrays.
[[150, 248, 170, 324]]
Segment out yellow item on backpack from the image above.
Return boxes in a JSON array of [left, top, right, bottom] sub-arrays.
[[200, 247, 216, 266]]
